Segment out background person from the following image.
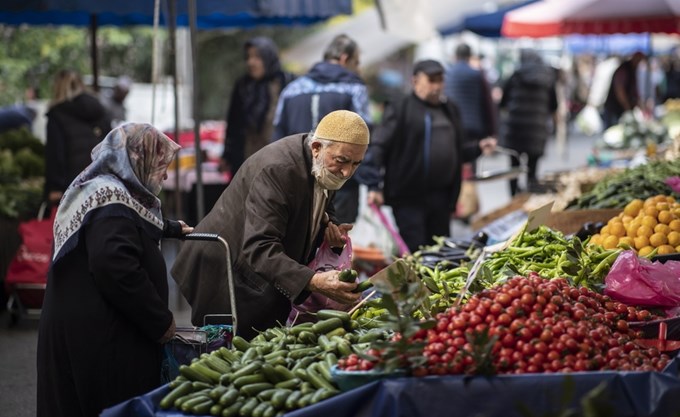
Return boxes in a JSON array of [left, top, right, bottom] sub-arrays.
[[0, 103, 36, 134], [44, 69, 112, 205], [37, 123, 191, 417], [444, 43, 497, 163], [172, 110, 368, 340], [101, 75, 132, 127], [364, 60, 495, 252], [603, 52, 645, 127], [220, 37, 294, 175], [499, 50, 558, 196], [272, 34, 372, 224]]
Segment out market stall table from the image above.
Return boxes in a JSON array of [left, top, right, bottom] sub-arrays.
[[102, 358, 680, 417]]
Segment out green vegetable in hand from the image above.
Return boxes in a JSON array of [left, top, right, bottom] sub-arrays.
[[338, 268, 358, 283]]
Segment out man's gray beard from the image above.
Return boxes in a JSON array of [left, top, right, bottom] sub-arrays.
[[311, 154, 323, 179]]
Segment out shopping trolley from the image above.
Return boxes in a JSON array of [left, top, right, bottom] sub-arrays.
[[470, 146, 528, 184], [162, 233, 237, 382]]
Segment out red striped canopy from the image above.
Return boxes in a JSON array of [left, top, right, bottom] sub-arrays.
[[502, 0, 680, 37]]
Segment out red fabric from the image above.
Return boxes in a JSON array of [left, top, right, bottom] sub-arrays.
[[5, 209, 55, 288], [164, 125, 224, 148], [502, 0, 680, 38]]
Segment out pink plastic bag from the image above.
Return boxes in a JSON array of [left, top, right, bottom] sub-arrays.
[[288, 237, 353, 324], [604, 250, 680, 311]]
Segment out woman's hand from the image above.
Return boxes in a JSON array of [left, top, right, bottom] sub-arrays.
[[178, 220, 194, 235]]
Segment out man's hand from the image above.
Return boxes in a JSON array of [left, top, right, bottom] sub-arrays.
[[479, 137, 497, 156], [367, 190, 384, 207], [325, 222, 352, 248], [307, 270, 360, 305]]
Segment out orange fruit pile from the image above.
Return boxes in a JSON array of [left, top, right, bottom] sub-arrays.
[[589, 195, 680, 256]]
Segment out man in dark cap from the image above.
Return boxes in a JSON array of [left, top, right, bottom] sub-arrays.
[[364, 59, 495, 252]]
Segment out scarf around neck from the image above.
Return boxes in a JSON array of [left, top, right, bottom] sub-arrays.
[[52, 123, 180, 262]]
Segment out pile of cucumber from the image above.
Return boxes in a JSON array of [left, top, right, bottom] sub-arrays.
[[160, 309, 387, 416]]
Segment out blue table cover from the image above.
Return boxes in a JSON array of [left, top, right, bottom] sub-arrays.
[[102, 359, 680, 417]]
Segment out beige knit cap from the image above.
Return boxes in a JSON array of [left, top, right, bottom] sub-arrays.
[[314, 110, 369, 145]]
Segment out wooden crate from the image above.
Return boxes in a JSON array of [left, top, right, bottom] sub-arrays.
[[545, 209, 621, 235]]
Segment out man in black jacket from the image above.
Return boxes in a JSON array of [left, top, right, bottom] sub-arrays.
[[273, 34, 372, 224], [365, 60, 495, 252]]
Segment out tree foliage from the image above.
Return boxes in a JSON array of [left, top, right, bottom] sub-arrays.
[[0, 25, 157, 106], [0, 24, 311, 118]]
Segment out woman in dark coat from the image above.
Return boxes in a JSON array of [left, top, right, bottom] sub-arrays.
[[221, 36, 293, 175], [44, 69, 112, 204], [37, 123, 190, 417], [500, 50, 558, 196]]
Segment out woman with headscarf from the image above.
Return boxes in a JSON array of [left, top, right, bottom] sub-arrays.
[[44, 69, 112, 204], [220, 36, 294, 175], [37, 123, 191, 417], [500, 49, 558, 196]]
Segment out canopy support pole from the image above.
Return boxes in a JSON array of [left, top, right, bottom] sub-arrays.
[[189, 0, 205, 221], [168, 0, 182, 218]]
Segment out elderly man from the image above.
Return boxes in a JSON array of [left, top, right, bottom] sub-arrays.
[[172, 110, 368, 339], [273, 34, 372, 224]]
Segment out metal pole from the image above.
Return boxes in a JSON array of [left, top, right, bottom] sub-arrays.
[[151, 0, 161, 125], [89, 14, 99, 92], [188, 0, 205, 220], [168, 0, 182, 219]]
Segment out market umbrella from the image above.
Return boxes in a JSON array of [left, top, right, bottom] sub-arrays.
[[501, 0, 680, 37], [438, 0, 537, 38], [0, 0, 349, 28]]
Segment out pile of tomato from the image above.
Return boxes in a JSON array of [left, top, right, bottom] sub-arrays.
[[408, 273, 671, 376], [337, 352, 378, 372]]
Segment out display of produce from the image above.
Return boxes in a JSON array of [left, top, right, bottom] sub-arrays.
[[589, 195, 680, 256], [0, 127, 44, 219], [662, 98, 680, 141], [567, 159, 680, 209], [159, 311, 389, 416], [342, 274, 669, 377], [480, 225, 620, 289], [351, 226, 623, 325], [600, 111, 669, 150]]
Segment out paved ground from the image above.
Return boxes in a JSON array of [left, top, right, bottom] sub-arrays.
[[0, 132, 595, 416]]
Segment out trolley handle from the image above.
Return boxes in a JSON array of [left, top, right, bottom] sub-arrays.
[[179, 232, 238, 336], [182, 232, 220, 242]]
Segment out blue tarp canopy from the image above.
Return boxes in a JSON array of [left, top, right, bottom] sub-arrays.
[[439, 0, 537, 38], [0, 0, 352, 28], [564, 33, 652, 55]]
